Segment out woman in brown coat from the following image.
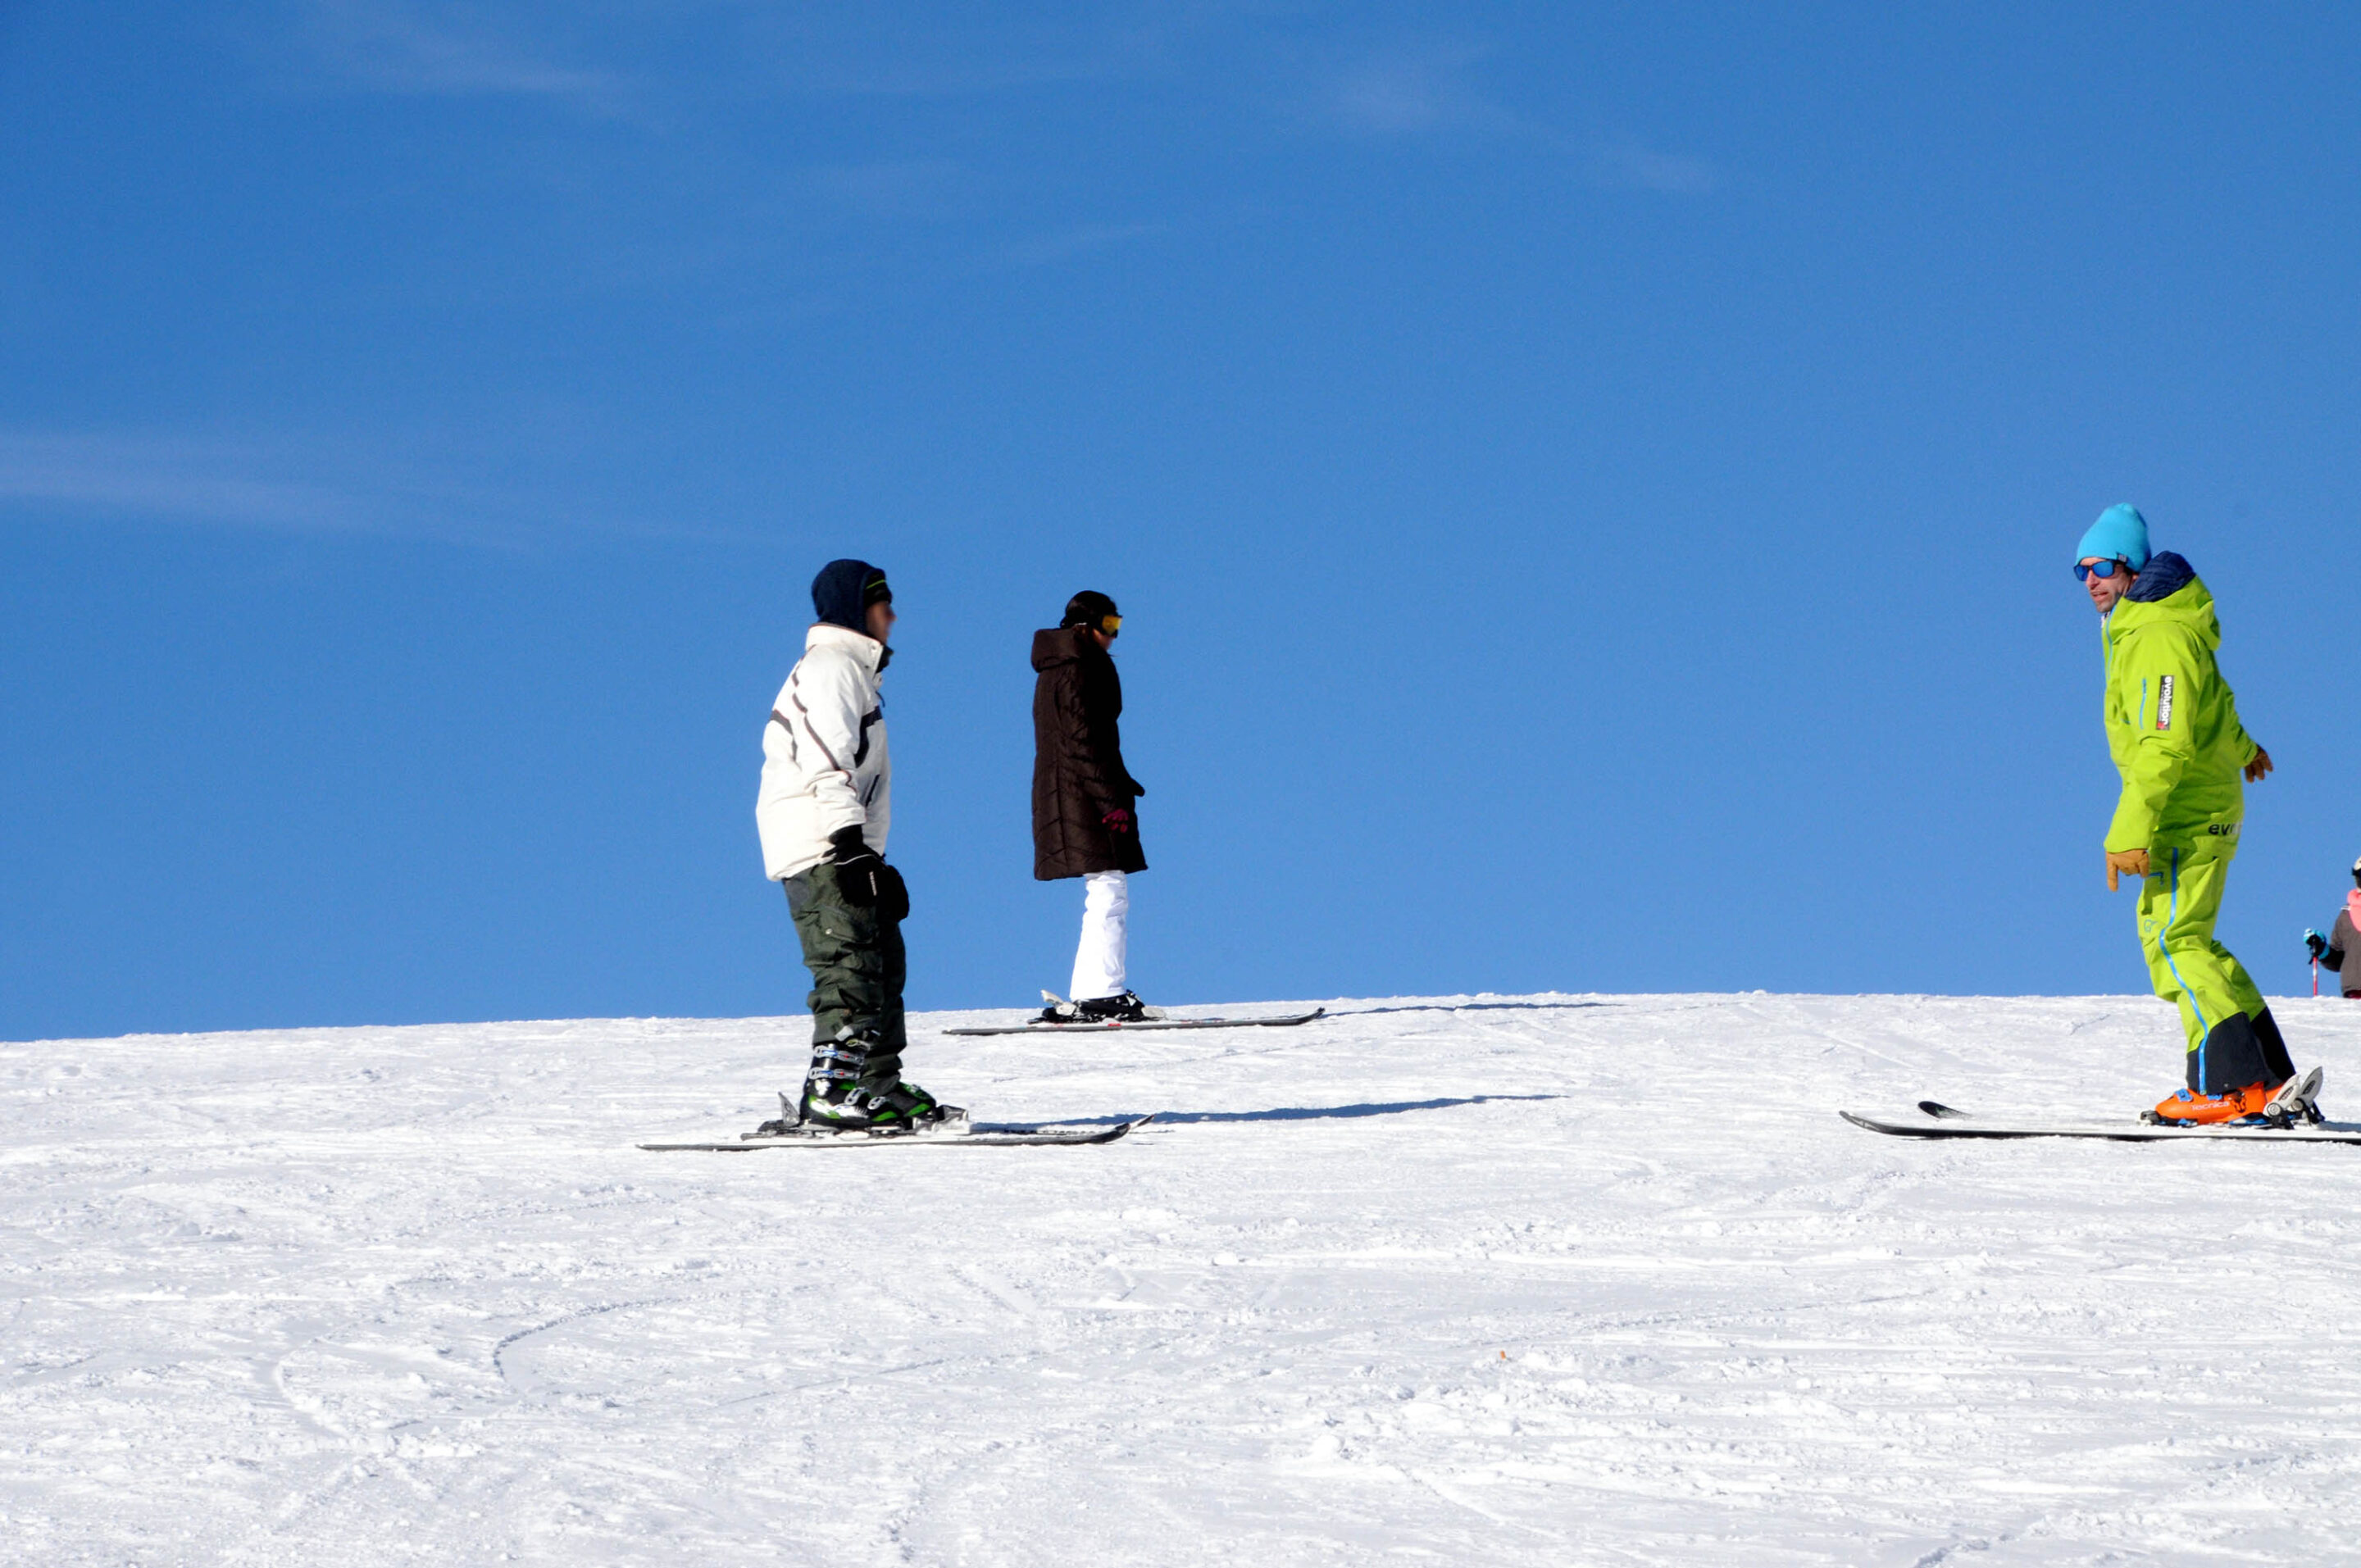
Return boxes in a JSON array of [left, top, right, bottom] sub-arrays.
[[1032, 591, 1153, 1021]]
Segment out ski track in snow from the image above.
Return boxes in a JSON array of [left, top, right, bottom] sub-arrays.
[[7, 993, 2361, 1563]]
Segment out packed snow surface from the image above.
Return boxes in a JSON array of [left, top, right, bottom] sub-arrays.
[[9, 993, 2361, 1564]]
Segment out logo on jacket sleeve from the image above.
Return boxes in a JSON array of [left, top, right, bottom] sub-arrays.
[[2155, 674, 2174, 730]]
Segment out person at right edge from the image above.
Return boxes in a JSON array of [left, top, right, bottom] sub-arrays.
[[1030, 590, 1156, 1023], [2076, 503, 2307, 1124], [2303, 857, 2361, 1000]]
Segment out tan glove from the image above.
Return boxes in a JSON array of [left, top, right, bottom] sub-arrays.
[[2245, 746, 2273, 783], [2105, 848, 2150, 891]]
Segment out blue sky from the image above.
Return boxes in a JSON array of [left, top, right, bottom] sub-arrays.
[[4, 3, 2359, 1040]]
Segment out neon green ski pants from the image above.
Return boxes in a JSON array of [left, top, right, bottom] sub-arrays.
[[2136, 846, 2264, 1059]]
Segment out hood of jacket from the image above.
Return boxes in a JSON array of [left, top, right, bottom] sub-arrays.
[[2125, 550, 2195, 604], [811, 558, 888, 634], [1031, 625, 1097, 672], [2106, 551, 2219, 653]]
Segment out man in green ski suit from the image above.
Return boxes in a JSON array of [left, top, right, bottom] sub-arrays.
[[2075, 503, 2301, 1123]]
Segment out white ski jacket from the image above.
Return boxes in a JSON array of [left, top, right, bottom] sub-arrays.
[[756, 624, 891, 881]]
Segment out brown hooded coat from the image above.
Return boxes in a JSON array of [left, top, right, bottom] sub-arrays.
[[1031, 626, 1146, 879]]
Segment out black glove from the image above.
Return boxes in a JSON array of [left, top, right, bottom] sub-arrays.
[[2307, 929, 2330, 962], [828, 827, 908, 920]]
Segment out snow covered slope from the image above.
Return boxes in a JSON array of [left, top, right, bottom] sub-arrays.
[[9, 993, 2361, 1564]]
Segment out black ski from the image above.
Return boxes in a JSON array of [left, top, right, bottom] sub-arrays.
[[943, 1007, 1326, 1038], [639, 1113, 1157, 1152], [1842, 1098, 2361, 1145]]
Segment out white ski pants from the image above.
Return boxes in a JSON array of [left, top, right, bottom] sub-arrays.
[[1069, 870, 1129, 1002]]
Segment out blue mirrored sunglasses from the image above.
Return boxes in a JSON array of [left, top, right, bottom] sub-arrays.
[[2074, 558, 2130, 584]]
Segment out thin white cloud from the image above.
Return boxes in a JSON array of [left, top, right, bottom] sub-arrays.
[[287, 0, 612, 98], [0, 431, 363, 529], [0, 429, 530, 544], [1312, 43, 1511, 136], [1299, 40, 1720, 194]]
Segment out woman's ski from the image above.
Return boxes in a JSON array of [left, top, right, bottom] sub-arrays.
[[943, 1007, 1326, 1038]]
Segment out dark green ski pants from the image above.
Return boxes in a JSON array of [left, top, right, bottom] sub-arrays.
[[783, 863, 907, 1087]]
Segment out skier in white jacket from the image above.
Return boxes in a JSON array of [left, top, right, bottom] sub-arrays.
[[756, 559, 961, 1131]]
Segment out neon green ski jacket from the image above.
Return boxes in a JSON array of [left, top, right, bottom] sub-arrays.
[[2099, 553, 2259, 855]]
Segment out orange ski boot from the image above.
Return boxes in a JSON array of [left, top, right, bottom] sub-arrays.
[[2147, 1083, 2272, 1126]]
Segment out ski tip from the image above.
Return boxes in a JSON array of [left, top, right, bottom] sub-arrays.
[[1917, 1100, 1969, 1120], [1840, 1110, 1954, 1138]]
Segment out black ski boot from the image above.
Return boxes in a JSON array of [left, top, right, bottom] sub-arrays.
[[1033, 990, 1165, 1025], [803, 1078, 966, 1133], [1075, 990, 1162, 1023], [760, 1028, 967, 1134]]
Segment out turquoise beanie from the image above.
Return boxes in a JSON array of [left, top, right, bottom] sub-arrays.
[[2074, 503, 2150, 571]]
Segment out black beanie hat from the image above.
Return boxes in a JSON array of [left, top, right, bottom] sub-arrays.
[[1061, 589, 1120, 633], [812, 559, 891, 633]]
